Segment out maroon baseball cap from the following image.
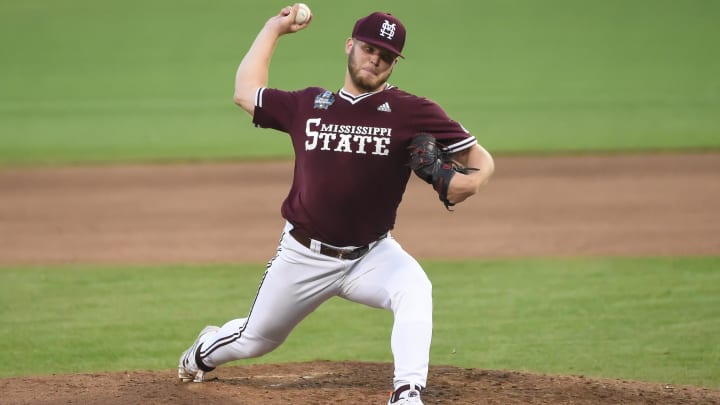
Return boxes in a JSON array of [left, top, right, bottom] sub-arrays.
[[352, 12, 406, 58]]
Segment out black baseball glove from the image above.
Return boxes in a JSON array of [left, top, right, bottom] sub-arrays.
[[408, 133, 476, 210]]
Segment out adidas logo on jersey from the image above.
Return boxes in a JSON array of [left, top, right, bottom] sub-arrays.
[[377, 102, 392, 112]]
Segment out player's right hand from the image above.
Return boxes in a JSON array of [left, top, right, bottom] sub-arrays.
[[268, 4, 312, 35]]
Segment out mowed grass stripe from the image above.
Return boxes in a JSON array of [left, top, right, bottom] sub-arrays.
[[1, 0, 719, 164], [0, 257, 718, 388]]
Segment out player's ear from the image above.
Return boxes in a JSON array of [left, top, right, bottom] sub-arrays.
[[345, 38, 354, 55]]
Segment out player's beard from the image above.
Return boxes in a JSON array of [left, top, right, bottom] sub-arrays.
[[347, 45, 394, 93]]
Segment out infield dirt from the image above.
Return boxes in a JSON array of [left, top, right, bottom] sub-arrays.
[[1, 153, 719, 404]]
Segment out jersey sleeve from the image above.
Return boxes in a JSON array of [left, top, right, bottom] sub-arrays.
[[411, 97, 477, 153], [252, 88, 300, 133]]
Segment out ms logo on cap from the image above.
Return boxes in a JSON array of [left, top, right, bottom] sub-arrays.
[[380, 20, 397, 40], [352, 12, 407, 58]]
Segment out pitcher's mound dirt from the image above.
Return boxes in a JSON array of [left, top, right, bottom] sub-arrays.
[[1, 362, 719, 404], [1, 153, 719, 404]]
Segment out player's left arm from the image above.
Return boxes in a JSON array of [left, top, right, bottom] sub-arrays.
[[445, 143, 495, 205]]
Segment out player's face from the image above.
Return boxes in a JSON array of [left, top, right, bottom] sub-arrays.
[[347, 39, 398, 93]]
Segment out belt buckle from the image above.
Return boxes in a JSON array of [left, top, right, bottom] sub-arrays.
[[336, 248, 357, 260], [344, 246, 368, 260]]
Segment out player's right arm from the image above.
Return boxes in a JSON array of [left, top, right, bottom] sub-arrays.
[[233, 4, 312, 115]]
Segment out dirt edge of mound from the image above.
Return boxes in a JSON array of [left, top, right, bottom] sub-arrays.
[[1, 361, 718, 405]]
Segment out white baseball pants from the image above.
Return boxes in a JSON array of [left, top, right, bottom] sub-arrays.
[[198, 222, 433, 388]]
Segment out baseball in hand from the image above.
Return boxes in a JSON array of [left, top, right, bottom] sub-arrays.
[[295, 3, 311, 24]]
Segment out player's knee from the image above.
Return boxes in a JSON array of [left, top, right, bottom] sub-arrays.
[[409, 272, 432, 297], [393, 275, 432, 310]]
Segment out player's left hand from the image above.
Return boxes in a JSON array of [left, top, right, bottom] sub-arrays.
[[408, 133, 477, 210]]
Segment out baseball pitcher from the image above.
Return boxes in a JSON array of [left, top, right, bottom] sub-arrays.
[[178, 5, 495, 404]]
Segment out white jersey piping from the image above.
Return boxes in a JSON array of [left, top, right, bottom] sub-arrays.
[[338, 84, 395, 105]]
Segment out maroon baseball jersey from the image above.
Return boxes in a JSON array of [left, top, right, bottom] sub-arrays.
[[252, 85, 477, 246]]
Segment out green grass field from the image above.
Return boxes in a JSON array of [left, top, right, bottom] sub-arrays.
[[1, 0, 719, 165], [1, 258, 718, 387], [1, 0, 719, 391]]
